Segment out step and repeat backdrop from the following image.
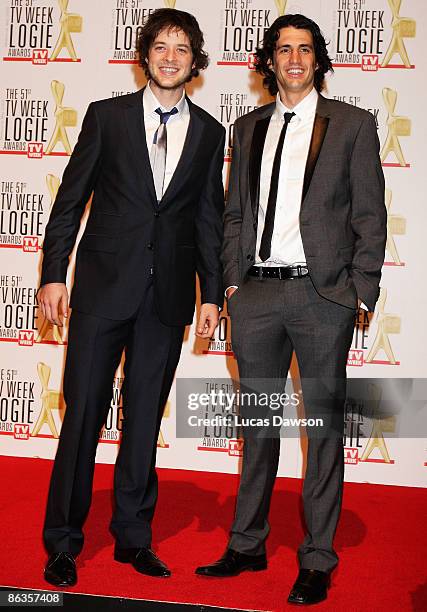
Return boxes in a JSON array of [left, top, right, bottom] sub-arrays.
[[0, 0, 425, 487]]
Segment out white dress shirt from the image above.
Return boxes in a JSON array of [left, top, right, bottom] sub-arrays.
[[144, 84, 220, 311], [227, 87, 365, 308], [143, 82, 190, 192], [255, 87, 318, 266]]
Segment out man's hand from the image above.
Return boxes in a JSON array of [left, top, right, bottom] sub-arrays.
[[38, 283, 69, 327], [196, 303, 219, 338]]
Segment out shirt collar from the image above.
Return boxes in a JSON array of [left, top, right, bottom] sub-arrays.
[[275, 87, 318, 123], [144, 81, 188, 118]]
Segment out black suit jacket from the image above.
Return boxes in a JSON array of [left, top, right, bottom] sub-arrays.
[[41, 88, 226, 325], [222, 94, 387, 311]]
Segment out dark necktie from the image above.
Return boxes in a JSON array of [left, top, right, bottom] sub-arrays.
[[151, 106, 178, 201], [259, 111, 295, 262]]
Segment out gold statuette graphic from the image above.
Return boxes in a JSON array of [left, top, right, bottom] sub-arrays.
[[385, 188, 406, 265], [275, 0, 287, 16], [158, 401, 170, 448], [163, 0, 177, 8], [365, 288, 401, 365], [31, 362, 63, 438], [360, 383, 395, 463], [35, 316, 65, 345], [381, 0, 415, 68], [46, 173, 61, 205], [45, 80, 78, 155], [50, 0, 82, 61], [380, 88, 411, 167]]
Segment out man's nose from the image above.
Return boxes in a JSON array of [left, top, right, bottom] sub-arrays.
[[165, 47, 177, 62], [289, 49, 302, 63]]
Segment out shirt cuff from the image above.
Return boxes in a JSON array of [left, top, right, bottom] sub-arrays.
[[225, 285, 238, 298]]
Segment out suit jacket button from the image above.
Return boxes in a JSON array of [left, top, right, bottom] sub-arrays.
[[247, 254, 254, 261], [154, 212, 160, 218], [147, 242, 153, 250]]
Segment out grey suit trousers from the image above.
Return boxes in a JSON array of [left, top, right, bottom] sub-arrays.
[[227, 274, 355, 573]]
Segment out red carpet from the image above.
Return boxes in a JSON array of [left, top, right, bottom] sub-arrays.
[[0, 455, 426, 611]]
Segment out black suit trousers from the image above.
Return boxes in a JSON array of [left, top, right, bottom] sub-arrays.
[[43, 278, 184, 555]]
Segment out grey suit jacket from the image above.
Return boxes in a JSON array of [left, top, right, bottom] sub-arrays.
[[221, 94, 387, 312]]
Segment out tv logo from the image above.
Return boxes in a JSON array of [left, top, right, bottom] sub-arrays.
[[362, 55, 379, 71], [32, 49, 48, 65], [344, 447, 359, 464], [247, 53, 256, 70], [27, 142, 43, 158], [14, 424, 30, 440], [228, 438, 244, 457], [23, 236, 39, 252], [18, 330, 34, 346], [347, 350, 364, 367]]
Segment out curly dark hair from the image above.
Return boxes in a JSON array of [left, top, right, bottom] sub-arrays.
[[136, 8, 209, 82], [254, 14, 333, 95]]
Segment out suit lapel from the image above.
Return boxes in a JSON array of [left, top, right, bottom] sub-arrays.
[[249, 116, 271, 218], [160, 98, 204, 208], [123, 88, 157, 205], [302, 95, 330, 202]]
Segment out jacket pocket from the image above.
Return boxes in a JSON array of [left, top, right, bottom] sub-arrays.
[[79, 233, 118, 253], [88, 211, 124, 232]]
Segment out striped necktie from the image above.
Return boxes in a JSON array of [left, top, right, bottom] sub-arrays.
[[150, 106, 178, 201]]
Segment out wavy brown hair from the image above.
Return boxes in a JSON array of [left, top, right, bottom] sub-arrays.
[[255, 14, 333, 95], [136, 8, 209, 81]]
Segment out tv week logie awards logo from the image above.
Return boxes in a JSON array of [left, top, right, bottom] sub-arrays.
[[109, 0, 177, 64], [218, 0, 286, 69], [344, 382, 395, 465], [196, 380, 242, 457], [0, 81, 78, 158], [3, 0, 82, 64], [0, 175, 57, 253], [217, 89, 259, 163], [331, 0, 415, 71]]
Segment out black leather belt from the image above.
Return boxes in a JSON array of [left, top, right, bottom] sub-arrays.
[[248, 265, 309, 279]]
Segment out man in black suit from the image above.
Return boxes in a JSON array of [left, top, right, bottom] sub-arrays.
[[196, 14, 386, 605], [40, 8, 225, 586]]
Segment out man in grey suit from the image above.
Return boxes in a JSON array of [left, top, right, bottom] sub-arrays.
[[196, 14, 386, 605]]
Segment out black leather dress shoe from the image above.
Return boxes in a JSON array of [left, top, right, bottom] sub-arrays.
[[114, 546, 171, 577], [44, 552, 77, 587], [287, 569, 331, 605], [195, 548, 267, 577]]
